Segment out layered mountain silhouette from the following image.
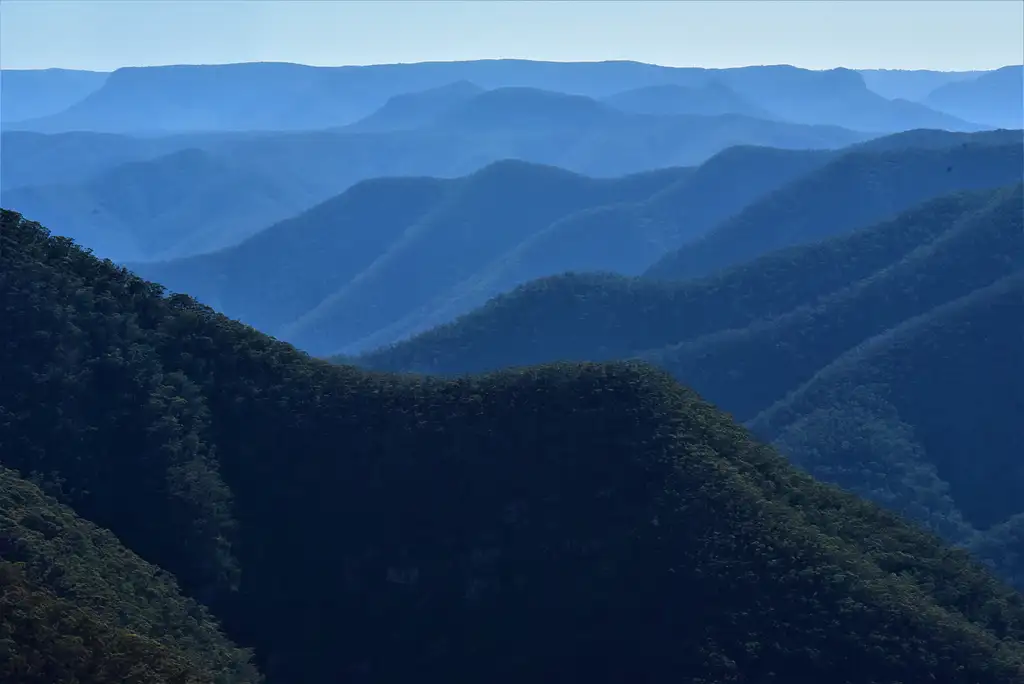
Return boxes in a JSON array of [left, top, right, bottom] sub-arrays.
[[4, 207, 1024, 683], [358, 184, 1024, 592], [603, 81, 772, 118], [7, 58, 1013, 269], [715, 65, 982, 132], [339, 145, 835, 353], [1, 147, 317, 261], [923, 65, 1024, 130], [429, 86, 624, 131], [131, 140, 836, 355], [3, 89, 865, 195], [645, 134, 1023, 281], [134, 161, 692, 348], [4, 87, 871, 262], [0, 67, 109, 123], [1, 130, 188, 191], [5, 59, 986, 134], [132, 129, 1022, 355], [343, 80, 485, 132], [858, 68, 982, 101]]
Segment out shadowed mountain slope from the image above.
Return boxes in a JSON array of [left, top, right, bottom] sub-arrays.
[[346, 145, 835, 352], [360, 186, 1020, 377], [847, 127, 1022, 154], [343, 80, 485, 132], [0, 466, 262, 684], [3, 208, 1024, 682], [133, 162, 694, 352], [643, 184, 1024, 423], [644, 140, 1023, 281], [356, 186, 1024, 593], [750, 272, 1024, 532], [132, 141, 834, 356], [130, 131, 1018, 355]]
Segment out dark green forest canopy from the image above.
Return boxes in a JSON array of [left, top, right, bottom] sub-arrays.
[[0, 466, 261, 683], [2, 208, 1024, 682], [355, 183, 1024, 595]]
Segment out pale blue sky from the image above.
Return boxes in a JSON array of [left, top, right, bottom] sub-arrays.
[[1, 0, 1022, 72]]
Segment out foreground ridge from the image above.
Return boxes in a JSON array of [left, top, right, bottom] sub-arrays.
[[2, 208, 1023, 683]]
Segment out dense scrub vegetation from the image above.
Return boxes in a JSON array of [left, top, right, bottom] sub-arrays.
[[360, 184, 1024, 590], [751, 272, 1024, 529], [0, 467, 260, 683], [645, 184, 1023, 421], [3, 208, 1024, 681]]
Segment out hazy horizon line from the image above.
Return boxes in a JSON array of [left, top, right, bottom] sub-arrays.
[[4, 57, 1018, 74]]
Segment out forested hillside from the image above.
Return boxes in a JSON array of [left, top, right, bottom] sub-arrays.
[[131, 129, 1019, 355], [4, 208, 1024, 682], [751, 273, 1024, 534], [345, 145, 834, 352], [360, 184, 1024, 590], [0, 468, 262, 684], [645, 139, 1023, 281], [644, 184, 1023, 421], [134, 162, 693, 350], [363, 185, 1021, 375]]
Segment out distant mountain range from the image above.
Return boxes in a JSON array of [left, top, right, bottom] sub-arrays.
[[3, 87, 871, 262], [0, 147, 318, 261], [4, 59, 1018, 266], [0, 67, 109, 123], [3, 60, 1008, 134], [858, 68, 983, 101], [922, 65, 1024, 130], [342, 80, 485, 132], [602, 80, 774, 118], [131, 129, 1023, 356]]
